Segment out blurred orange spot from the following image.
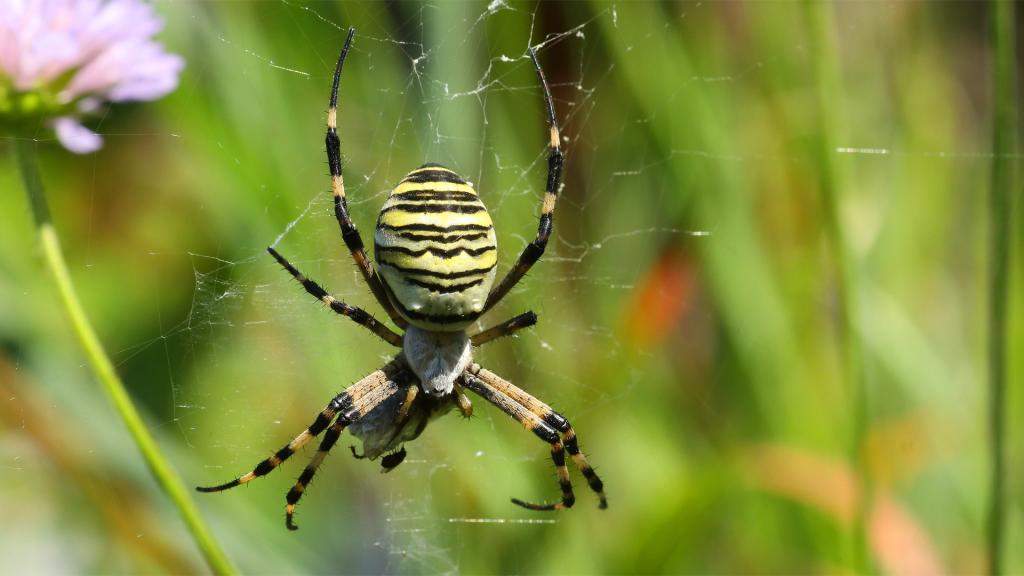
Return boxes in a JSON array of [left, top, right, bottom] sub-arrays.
[[744, 443, 945, 576], [871, 496, 945, 576], [621, 245, 695, 348], [745, 444, 858, 524]]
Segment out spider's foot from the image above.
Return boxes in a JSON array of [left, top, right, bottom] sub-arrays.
[[349, 446, 366, 459], [286, 504, 299, 531], [195, 474, 248, 493], [510, 496, 573, 511], [380, 446, 407, 473]]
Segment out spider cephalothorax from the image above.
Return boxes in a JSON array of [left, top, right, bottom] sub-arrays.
[[197, 27, 606, 530]]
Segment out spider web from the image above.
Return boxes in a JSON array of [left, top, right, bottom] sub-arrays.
[[95, 2, 700, 573], [2, 0, 1010, 572]]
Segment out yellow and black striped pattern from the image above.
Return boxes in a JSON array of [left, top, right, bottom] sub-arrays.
[[374, 164, 498, 330]]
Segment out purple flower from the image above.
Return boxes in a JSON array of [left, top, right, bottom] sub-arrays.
[[0, 0, 184, 153]]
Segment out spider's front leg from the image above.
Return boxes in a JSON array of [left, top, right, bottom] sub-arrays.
[[324, 27, 407, 329], [483, 48, 564, 313], [461, 364, 607, 511]]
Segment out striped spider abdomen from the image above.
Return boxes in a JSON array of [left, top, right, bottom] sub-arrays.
[[374, 164, 498, 331]]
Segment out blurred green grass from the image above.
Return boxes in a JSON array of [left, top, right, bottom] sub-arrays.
[[1, 1, 1021, 574]]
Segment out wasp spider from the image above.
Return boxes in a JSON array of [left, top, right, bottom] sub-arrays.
[[197, 28, 607, 530]]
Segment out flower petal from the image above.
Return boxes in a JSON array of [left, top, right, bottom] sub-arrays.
[[1, 0, 183, 151], [3, 0, 184, 102], [54, 117, 103, 154]]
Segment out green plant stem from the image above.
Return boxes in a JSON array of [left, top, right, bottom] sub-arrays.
[[803, 1, 869, 572], [14, 139, 237, 576], [987, 1, 1015, 573]]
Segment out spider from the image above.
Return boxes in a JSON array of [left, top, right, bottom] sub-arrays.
[[197, 28, 607, 530]]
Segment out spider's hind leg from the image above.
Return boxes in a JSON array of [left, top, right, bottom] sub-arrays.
[[461, 364, 607, 510], [196, 393, 348, 493], [460, 370, 574, 511], [561, 427, 607, 509], [286, 415, 351, 530], [284, 371, 415, 529]]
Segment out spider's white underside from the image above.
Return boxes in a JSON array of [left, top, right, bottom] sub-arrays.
[[401, 326, 473, 396]]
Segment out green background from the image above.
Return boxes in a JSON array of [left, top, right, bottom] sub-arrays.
[[1, 2, 1021, 574]]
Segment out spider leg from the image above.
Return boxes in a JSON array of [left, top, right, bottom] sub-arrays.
[[286, 416, 348, 530], [483, 49, 563, 313], [470, 311, 538, 346], [451, 380, 474, 417], [284, 370, 411, 530], [460, 371, 571, 510], [394, 384, 419, 422], [267, 247, 402, 347], [373, 385, 419, 473], [325, 28, 408, 330], [195, 361, 403, 493], [463, 364, 607, 509], [350, 387, 417, 463], [196, 398, 344, 493]]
